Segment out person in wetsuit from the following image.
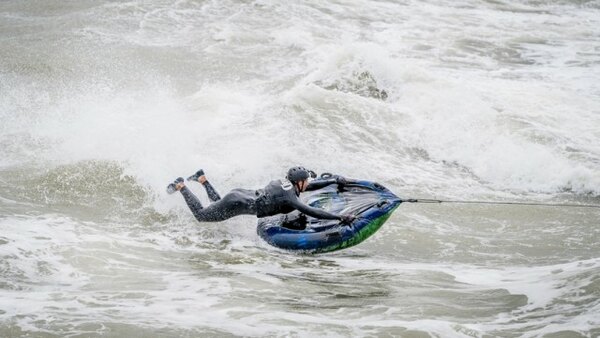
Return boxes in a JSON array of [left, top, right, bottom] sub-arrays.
[[167, 167, 356, 225]]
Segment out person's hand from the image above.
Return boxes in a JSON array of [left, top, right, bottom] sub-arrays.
[[336, 176, 348, 192], [335, 176, 347, 186], [340, 214, 356, 225]]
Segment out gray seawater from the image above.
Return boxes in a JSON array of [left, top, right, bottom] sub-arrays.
[[1, 0, 600, 337]]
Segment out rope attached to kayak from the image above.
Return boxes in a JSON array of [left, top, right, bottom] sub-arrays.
[[401, 198, 600, 209]]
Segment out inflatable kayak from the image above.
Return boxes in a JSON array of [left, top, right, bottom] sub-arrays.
[[257, 175, 401, 254]]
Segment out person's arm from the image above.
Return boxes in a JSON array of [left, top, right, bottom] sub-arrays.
[[305, 176, 347, 192], [289, 198, 341, 220], [305, 179, 336, 191]]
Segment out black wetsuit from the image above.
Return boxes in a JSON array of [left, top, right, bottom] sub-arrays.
[[179, 178, 341, 223]]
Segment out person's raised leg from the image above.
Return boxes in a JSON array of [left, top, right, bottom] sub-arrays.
[[167, 177, 205, 219], [168, 175, 256, 223], [187, 169, 221, 202]]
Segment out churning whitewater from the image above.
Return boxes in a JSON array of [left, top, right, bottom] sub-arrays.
[[1, 0, 599, 337]]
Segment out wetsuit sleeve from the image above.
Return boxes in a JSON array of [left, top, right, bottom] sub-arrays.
[[305, 179, 337, 192], [289, 198, 341, 220]]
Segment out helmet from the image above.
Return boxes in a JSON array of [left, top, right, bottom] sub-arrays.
[[286, 166, 310, 183]]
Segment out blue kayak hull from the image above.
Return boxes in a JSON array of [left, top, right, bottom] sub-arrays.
[[256, 179, 401, 254]]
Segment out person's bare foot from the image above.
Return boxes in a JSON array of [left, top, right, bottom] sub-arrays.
[[166, 177, 185, 194], [187, 169, 207, 184]]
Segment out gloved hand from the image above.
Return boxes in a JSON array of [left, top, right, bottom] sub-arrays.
[[340, 214, 356, 226], [335, 176, 348, 192], [335, 176, 347, 187]]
